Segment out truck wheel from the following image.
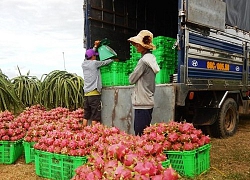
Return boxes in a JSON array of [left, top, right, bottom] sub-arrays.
[[211, 98, 239, 138]]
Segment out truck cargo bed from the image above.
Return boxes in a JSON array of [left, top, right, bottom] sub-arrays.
[[84, 0, 178, 61]]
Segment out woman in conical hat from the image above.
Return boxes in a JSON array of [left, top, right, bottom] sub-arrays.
[[128, 30, 160, 136]]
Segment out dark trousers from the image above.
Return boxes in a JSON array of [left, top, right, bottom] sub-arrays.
[[134, 108, 153, 136], [83, 95, 102, 121]]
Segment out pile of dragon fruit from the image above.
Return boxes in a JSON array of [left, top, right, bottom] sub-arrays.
[[0, 105, 211, 179]]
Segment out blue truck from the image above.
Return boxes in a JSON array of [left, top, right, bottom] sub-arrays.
[[83, 0, 250, 138]]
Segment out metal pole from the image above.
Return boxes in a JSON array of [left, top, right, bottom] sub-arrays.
[[62, 52, 66, 70]]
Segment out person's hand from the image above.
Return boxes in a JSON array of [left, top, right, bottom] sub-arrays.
[[94, 40, 100, 48]]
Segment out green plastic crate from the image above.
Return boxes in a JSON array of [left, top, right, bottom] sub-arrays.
[[35, 150, 87, 180], [162, 159, 171, 168], [164, 144, 211, 178], [23, 141, 36, 164], [196, 144, 211, 175], [156, 68, 170, 84], [153, 36, 176, 50], [0, 139, 24, 164], [101, 71, 125, 86], [100, 62, 127, 87]]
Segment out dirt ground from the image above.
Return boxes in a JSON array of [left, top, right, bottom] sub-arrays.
[[1, 117, 250, 180]]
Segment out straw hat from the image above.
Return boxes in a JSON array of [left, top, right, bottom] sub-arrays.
[[128, 30, 156, 50]]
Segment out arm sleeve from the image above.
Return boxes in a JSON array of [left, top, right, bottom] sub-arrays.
[[95, 59, 114, 68], [129, 61, 146, 84], [93, 47, 97, 51]]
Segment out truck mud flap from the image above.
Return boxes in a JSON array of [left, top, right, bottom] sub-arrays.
[[193, 107, 219, 126]]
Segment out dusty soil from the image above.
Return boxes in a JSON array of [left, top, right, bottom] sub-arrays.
[[191, 116, 250, 180], [1, 117, 250, 180]]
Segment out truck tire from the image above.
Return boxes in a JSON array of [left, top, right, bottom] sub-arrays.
[[211, 98, 239, 138]]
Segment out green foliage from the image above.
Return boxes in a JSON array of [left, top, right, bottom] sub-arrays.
[[38, 70, 84, 110], [0, 71, 25, 114], [0, 69, 84, 112], [11, 75, 41, 107]]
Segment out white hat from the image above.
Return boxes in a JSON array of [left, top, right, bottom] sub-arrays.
[[128, 30, 156, 50]]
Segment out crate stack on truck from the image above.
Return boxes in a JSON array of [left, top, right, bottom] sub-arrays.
[[153, 36, 177, 84], [100, 36, 177, 86]]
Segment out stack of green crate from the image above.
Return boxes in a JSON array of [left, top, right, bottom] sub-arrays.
[[122, 60, 131, 86], [125, 45, 141, 85], [100, 36, 177, 86], [100, 44, 139, 87], [153, 36, 177, 84], [128, 45, 140, 70], [101, 62, 126, 87]]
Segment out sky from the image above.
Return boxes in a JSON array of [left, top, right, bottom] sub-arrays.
[[0, 0, 85, 79]]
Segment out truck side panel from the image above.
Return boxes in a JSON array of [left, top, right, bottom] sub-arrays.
[[186, 31, 244, 86]]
